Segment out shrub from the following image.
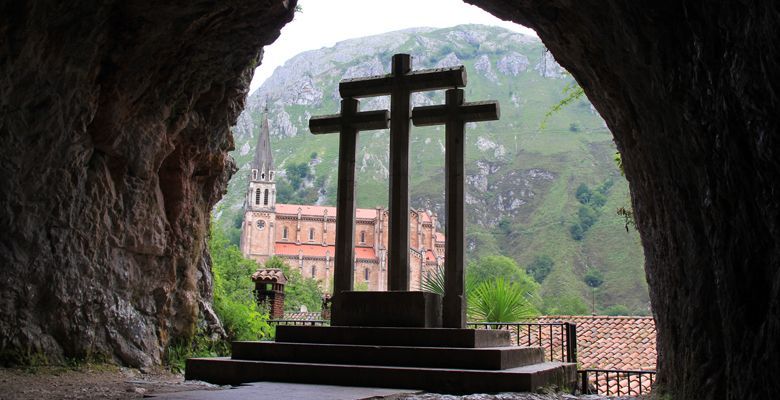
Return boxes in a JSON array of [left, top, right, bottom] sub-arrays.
[[468, 278, 539, 322], [526, 255, 554, 283]]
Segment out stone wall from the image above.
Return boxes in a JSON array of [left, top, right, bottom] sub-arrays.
[[0, 0, 296, 366], [467, 1, 780, 398]]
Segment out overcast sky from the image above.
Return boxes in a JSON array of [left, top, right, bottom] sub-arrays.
[[249, 0, 536, 93]]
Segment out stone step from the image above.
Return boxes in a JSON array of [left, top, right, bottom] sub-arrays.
[[185, 358, 577, 394], [275, 325, 510, 348], [232, 341, 544, 370]]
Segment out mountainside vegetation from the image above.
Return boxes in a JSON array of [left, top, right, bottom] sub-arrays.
[[214, 24, 649, 316]]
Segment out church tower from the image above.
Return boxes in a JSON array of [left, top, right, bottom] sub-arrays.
[[240, 106, 277, 264]]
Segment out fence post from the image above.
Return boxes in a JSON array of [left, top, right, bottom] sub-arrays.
[[580, 370, 589, 394], [566, 323, 577, 363]]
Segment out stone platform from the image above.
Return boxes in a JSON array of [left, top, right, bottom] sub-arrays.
[[186, 326, 576, 394]]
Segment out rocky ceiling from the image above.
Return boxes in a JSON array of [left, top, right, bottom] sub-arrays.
[[1, 0, 778, 399]]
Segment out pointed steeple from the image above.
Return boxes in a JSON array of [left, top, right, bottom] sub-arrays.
[[251, 104, 274, 177]]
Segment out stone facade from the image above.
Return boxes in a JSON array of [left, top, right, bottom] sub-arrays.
[[240, 111, 444, 292]]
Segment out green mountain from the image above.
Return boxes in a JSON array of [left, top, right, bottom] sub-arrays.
[[215, 24, 649, 315]]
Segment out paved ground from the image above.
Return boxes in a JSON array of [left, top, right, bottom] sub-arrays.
[[0, 367, 641, 400], [150, 382, 418, 399]]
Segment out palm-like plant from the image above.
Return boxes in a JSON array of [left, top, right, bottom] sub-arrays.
[[421, 266, 446, 296], [467, 277, 539, 322]]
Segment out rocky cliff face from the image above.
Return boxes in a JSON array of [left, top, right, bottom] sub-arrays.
[[0, 0, 295, 366], [467, 0, 780, 398]]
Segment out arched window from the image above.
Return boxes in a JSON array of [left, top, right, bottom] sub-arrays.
[[255, 188, 261, 205], [364, 268, 370, 282], [252, 170, 257, 180], [282, 226, 288, 240], [360, 231, 366, 244], [311, 265, 316, 278], [309, 227, 315, 241], [270, 171, 274, 180], [263, 189, 269, 205], [261, 172, 266, 180]]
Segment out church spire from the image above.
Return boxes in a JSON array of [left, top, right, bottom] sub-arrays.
[[251, 104, 274, 178]]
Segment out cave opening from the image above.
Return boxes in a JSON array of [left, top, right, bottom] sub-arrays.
[[1, 1, 778, 399]]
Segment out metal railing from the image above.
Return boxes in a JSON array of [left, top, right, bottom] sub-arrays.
[[466, 322, 577, 363], [269, 319, 329, 327], [579, 368, 656, 396]]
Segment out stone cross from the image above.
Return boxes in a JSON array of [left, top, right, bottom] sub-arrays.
[[412, 88, 500, 328], [309, 98, 389, 295], [340, 54, 466, 290]]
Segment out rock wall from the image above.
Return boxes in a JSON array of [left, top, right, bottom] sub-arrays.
[[0, 1, 296, 366], [467, 1, 780, 398]]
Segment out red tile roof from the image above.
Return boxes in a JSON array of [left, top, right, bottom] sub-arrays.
[[275, 204, 378, 220], [425, 250, 437, 262], [250, 268, 287, 284], [274, 242, 376, 260], [538, 315, 656, 370]]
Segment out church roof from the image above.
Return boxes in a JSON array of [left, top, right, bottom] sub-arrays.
[[275, 204, 379, 220], [251, 107, 274, 173], [275, 242, 377, 260]]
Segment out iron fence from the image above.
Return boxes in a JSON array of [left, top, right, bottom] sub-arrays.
[[466, 321, 577, 363], [579, 368, 656, 396]]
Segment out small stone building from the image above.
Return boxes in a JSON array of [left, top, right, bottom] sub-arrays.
[[251, 268, 287, 319]]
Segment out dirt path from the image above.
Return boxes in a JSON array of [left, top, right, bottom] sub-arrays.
[[0, 366, 224, 400]]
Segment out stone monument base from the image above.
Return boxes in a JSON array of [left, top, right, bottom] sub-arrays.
[[331, 291, 442, 327]]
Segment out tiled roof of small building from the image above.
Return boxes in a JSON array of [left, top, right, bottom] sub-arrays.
[[539, 315, 656, 370], [250, 268, 287, 284]]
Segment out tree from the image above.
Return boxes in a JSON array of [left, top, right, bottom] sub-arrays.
[[467, 256, 539, 296], [526, 255, 554, 283], [584, 268, 604, 288], [264, 256, 323, 313], [570, 223, 584, 241], [575, 183, 592, 204], [544, 294, 589, 315], [208, 225, 272, 341]]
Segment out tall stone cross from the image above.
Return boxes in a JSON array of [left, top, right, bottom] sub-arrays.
[[309, 98, 390, 295], [412, 89, 500, 328], [340, 54, 466, 290]]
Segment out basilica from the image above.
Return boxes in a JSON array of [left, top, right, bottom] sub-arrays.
[[240, 111, 445, 292]]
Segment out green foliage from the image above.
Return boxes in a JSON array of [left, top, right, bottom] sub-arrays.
[[541, 81, 586, 128], [166, 328, 230, 373], [210, 226, 273, 341], [584, 268, 604, 288], [544, 294, 589, 315], [468, 278, 539, 322], [575, 184, 592, 204], [604, 304, 630, 316], [526, 255, 554, 283], [421, 265, 446, 296], [467, 256, 539, 296], [285, 162, 310, 190], [266, 256, 323, 312]]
